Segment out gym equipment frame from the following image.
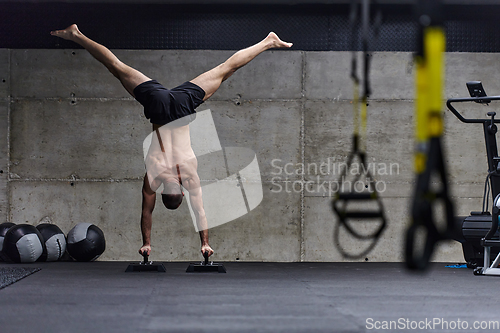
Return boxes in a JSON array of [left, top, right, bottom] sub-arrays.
[[447, 82, 500, 276]]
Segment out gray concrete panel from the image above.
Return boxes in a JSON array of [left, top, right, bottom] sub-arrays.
[[203, 100, 302, 181], [10, 181, 300, 261], [9, 180, 144, 261], [302, 180, 415, 199], [369, 52, 415, 100], [304, 98, 489, 201], [117, 50, 302, 100], [304, 52, 351, 101], [303, 193, 464, 262], [303, 195, 408, 262], [446, 52, 500, 99], [306, 52, 500, 102], [11, 49, 126, 99], [304, 52, 414, 101], [303, 179, 486, 202], [14, 50, 494, 101], [304, 100, 414, 184], [213, 50, 303, 100], [12, 49, 302, 100], [444, 110, 488, 184], [120, 50, 303, 100], [10, 99, 150, 180], [194, 188, 301, 262], [0, 49, 9, 98]]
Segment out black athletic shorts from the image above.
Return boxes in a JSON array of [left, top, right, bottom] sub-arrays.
[[133, 80, 206, 126]]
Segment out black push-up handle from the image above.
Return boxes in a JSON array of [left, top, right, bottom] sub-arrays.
[[186, 251, 226, 273], [142, 252, 149, 265], [125, 250, 166, 272], [203, 251, 209, 266]]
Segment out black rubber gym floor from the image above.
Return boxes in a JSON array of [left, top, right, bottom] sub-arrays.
[[0, 261, 499, 332]]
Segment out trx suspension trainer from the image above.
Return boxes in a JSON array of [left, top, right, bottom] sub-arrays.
[[405, 0, 455, 271], [331, 0, 386, 259]]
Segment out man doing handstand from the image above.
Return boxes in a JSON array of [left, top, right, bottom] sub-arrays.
[[51, 24, 292, 259]]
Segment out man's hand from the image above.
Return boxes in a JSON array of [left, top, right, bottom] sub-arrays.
[[139, 244, 151, 256], [201, 244, 214, 257]]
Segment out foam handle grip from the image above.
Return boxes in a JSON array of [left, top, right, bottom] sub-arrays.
[[203, 251, 209, 265], [337, 193, 374, 200]]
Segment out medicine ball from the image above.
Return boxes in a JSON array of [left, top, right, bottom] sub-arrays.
[[36, 224, 67, 262], [2, 224, 45, 263], [0, 222, 15, 251], [66, 223, 105, 262], [0, 222, 16, 261]]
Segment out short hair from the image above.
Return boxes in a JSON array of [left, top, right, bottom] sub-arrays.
[[161, 182, 183, 210]]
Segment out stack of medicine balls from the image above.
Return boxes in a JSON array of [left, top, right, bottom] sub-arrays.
[[0, 222, 105, 263]]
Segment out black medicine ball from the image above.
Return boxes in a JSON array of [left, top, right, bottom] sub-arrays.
[[0, 222, 15, 250], [2, 224, 45, 263], [66, 223, 105, 262], [36, 224, 67, 262], [0, 222, 16, 262]]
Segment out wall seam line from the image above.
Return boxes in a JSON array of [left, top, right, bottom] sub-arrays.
[[300, 50, 306, 262], [7, 49, 11, 223]]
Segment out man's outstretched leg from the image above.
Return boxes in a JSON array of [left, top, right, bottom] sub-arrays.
[[190, 32, 292, 101], [51, 24, 150, 97]]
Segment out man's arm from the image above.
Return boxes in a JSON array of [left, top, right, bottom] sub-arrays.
[[139, 173, 156, 256], [183, 175, 214, 257]]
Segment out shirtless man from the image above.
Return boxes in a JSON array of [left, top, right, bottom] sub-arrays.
[[51, 24, 292, 258]]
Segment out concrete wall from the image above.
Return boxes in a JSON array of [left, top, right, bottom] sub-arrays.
[[2, 48, 496, 262]]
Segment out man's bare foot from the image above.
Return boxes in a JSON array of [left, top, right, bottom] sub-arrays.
[[139, 244, 151, 256], [50, 24, 81, 41], [266, 32, 293, 49], [201, 244, 214, 257]]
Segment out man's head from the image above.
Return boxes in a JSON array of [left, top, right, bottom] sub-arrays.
[[161, 181, 184, 210]]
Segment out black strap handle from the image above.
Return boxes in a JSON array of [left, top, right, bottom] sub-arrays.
[[406, 138, 455, 270]]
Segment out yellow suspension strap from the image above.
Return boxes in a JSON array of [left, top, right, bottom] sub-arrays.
[[405, 0, 455, 270], [331, 0, 386, 259]]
